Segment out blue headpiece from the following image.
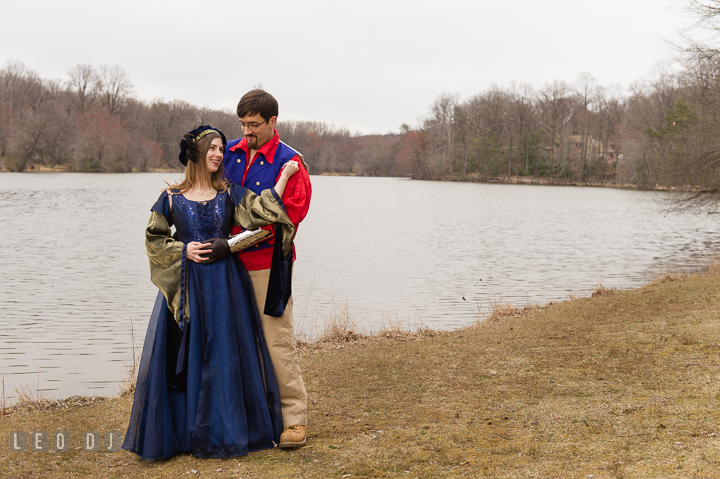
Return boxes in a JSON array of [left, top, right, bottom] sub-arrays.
[[178, 125, 227, 166]]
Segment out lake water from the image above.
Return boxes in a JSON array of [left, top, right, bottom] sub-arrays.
[[1, 173, 719, 400]]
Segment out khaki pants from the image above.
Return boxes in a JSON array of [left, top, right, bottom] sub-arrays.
[[248, 268, 307, 427]]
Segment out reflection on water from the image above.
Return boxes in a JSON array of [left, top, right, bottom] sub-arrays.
[[1, 173, 718, 399]]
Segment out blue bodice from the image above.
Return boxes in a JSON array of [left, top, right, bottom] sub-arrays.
[[169, 192, 233, 243]]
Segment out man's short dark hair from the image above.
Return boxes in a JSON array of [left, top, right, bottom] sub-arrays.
[[236, 89, 278, 122]]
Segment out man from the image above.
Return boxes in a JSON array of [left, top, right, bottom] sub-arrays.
[[223, 89, 311, 448]]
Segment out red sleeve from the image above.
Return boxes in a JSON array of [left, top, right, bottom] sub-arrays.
[[277, 154, 312, 227]]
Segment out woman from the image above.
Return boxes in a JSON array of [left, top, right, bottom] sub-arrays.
[[122, 125, 299, 460]]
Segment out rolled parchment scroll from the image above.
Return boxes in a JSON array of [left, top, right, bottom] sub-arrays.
[[228, 228, 272, 253]]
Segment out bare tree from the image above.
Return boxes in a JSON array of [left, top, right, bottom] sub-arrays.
[[508, 82, 536, 178], [0, 61, 64, 170], [538, 81, 572, 181], [67, 64, 97, 112], [595, 84, 625, 183], [426, 93, 460, 176], [96, 65, 133, 116], [145, 100, 199, 166], [573, 72, 600, 181], [456, 95, 486, 177], [17, 103, 71, 168]]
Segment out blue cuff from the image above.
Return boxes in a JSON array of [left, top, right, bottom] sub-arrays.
[[178, 243, 188, 330], [270, 187, 286, 212]]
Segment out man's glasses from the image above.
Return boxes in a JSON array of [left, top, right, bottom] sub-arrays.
[[236, 119, 268, 131]]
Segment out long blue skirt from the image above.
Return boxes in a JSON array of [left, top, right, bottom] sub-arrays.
[[121, 258, 283, 460]]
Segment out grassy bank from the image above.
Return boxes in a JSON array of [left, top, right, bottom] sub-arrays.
[[3, 271, 720, 478]]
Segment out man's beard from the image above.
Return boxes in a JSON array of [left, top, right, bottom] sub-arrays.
[[246, 135, 258, 149]]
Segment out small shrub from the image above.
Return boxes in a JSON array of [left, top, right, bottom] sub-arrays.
[[2, 153, 26, 172], [592, 286, 615, 297], [317, 301, 364, 343], [77, 157, 100, 172]]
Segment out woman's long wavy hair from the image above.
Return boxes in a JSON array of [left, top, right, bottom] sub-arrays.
[[166, 132, 228, 194]]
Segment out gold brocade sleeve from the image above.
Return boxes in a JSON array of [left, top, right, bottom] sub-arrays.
[[145, 211, 186, 325], [232, 187, 297, 257]]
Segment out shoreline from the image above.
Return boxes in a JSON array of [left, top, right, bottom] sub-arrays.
[[1, 264, 710, 412], [0, 166, 686, 192]]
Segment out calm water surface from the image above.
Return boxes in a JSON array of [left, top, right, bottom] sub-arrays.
[[1, 173, 718, 399]]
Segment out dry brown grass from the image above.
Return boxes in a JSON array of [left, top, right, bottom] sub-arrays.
[[118, 316, 141, 398], [591, 279, 617, 298], [313, 300, 367, 344], [372, 312, 439, 341], [118, 362, 138, 399], [2, 392, 107, 416], [650, 254, 720, 285], [304, 303, 439, 347], [1, 379, 61, 416], [4, 272, 720, 477], [298, 309, 440, 355], [702, 256, 720, 274], [477, 301, 540, 325], [651, 271, 694, 284]]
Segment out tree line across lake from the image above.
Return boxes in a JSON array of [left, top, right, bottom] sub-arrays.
[[2, 2, 720, 197]]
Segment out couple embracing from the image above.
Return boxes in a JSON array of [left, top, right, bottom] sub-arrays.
[[122, 90, 312, 460]]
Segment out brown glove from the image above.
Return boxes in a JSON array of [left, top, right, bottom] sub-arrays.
[[203, 237, 231, 264]]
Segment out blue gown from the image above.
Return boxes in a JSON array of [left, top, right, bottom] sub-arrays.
[[122, 191, 283, 460]]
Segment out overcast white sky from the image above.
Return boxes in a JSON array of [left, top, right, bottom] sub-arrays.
[[1, 0, 687, 134]]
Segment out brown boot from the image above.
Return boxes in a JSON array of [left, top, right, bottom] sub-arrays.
[[279, 425, 307, 448]]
